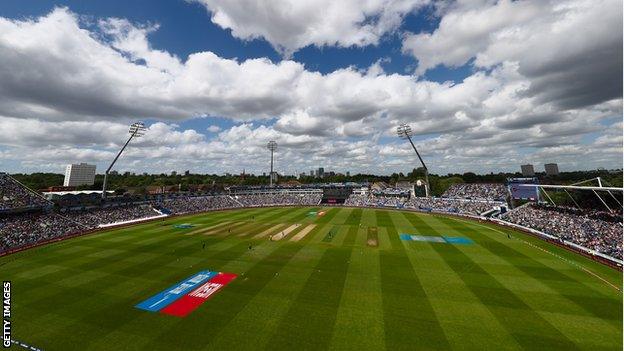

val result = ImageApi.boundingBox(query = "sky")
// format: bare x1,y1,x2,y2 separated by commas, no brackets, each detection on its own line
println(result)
0,0,621,176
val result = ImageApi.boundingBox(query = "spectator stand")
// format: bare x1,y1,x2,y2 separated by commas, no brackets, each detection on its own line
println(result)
0,173,52,213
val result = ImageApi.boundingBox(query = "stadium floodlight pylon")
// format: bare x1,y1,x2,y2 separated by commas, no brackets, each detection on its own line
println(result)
267,140,277,187
102,122,147,199
397,123,430,197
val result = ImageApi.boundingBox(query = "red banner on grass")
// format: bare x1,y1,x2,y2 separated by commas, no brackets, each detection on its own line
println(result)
160,272,237,317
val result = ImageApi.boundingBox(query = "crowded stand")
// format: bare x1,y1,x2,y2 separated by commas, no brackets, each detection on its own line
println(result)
0,173,50,211
442,183,508,201
1,175,621,262
235,193,322,207
502,204,623,259
344,193,500,216
0,212,84,252
405,197,502,216
343,194,408,208
342,194,369,207
62,204,160,229
156,195,240,214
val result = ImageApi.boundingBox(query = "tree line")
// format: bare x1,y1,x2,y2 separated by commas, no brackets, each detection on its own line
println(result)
11,168,622,199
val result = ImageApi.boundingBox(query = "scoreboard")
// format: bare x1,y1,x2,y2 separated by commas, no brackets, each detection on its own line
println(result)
507,178,539,201
322,187,353,204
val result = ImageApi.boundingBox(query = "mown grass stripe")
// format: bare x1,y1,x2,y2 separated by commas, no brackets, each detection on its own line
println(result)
322,225,339,242
330,246,383,350
374,209,394,228
343,226,358,246
267,247,351,350
314,207,341,224
2,206,620,351
203,242,327,349
26,235,245,348
378,212,450,350
404,213,580,350
332,207,354,225
143,242,306,350
56,239,258,348
343,208,363,226
441,216,622,323
397,213,520,349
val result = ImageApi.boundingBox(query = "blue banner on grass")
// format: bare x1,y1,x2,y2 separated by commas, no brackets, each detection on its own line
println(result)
442,237,474,245
135,271,216,312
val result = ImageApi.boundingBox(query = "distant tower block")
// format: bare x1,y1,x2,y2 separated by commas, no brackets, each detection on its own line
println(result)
64,163,96,187
544,163,559,176
521,164,535,177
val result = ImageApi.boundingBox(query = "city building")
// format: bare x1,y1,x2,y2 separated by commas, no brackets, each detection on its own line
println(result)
63,163,96,187
520,164,535,177
316,167,325,178
545,163,559,176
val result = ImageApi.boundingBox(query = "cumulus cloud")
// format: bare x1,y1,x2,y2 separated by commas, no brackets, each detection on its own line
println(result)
207,125,221,133
0,6,620,175
192,0,427,55
402,0,622,109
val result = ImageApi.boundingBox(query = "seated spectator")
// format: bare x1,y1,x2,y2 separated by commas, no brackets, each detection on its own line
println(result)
442,183,508,201
0,212,84,252
234,193,322,207
501,204,622,260
156,195,241,214
63,204,159,229
404,197,502,216
0,173,50,211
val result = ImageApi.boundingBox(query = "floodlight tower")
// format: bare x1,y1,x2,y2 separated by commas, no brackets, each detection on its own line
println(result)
267,140,277,187
102,122,146,199
397,123,430,197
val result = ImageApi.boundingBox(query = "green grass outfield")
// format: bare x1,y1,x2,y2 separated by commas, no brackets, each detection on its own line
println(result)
1,207,621,350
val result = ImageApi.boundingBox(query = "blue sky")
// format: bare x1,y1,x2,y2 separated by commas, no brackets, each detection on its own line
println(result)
0,0,466,146
0,0,469,79
0,0,620,175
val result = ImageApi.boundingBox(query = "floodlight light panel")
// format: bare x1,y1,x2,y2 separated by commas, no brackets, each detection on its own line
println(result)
397,124,413,139
267,140,277,150
129,121,147,135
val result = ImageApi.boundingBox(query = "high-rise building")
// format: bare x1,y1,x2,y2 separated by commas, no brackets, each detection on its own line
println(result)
544,163,559,176
346,171,350,177
520,164,535,177
63,163,96,187
316,167,325,178
310,170,314,176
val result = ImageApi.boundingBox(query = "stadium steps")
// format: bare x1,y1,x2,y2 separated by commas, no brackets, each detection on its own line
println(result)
229,195,245,207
